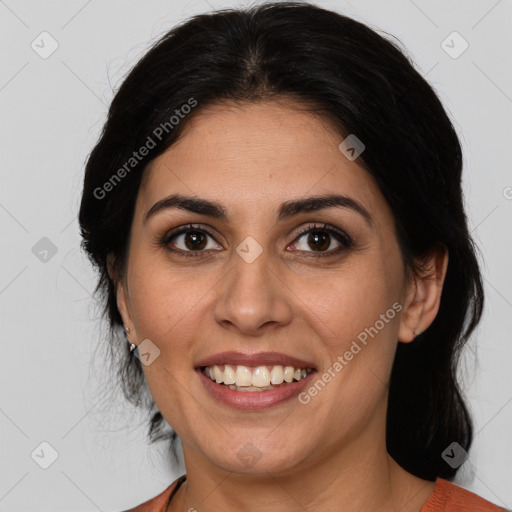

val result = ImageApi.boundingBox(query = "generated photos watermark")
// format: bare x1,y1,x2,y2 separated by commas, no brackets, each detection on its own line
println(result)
298,302,403,404
93,97,198,200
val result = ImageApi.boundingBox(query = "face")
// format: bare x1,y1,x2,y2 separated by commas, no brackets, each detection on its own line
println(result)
116,99,423,476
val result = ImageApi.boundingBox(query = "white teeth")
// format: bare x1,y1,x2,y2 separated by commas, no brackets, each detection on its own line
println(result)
283,366,295,382
203,364,312,389
214,365,224,384
270,365,284,385
223,364,236,385
235,365,252,386
252,366,270,387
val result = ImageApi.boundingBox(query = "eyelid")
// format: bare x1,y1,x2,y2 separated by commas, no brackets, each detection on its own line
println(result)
160,223,222,248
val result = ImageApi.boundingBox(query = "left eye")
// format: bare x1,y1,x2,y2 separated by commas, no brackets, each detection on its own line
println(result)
289,224,353,254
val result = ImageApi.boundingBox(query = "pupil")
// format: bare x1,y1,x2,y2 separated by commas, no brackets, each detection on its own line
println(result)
185,231,207,250
308,231,329,251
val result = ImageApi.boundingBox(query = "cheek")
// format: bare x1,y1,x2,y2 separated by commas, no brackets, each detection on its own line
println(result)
296,269,401,434
298,262,401,349
127,251,213,341
295,259,403,416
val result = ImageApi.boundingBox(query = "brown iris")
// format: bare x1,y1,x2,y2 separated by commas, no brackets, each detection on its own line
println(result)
184,231,208,250
307,231,330,251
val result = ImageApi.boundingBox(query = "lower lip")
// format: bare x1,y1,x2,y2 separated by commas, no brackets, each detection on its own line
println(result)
196,368,316,410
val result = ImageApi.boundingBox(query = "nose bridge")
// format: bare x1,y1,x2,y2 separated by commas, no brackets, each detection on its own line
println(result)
213,238,293,333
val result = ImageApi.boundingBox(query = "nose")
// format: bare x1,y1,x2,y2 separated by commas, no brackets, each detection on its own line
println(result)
213,247,293,336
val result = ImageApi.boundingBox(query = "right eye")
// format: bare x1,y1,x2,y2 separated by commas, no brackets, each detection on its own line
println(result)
161,224,223,257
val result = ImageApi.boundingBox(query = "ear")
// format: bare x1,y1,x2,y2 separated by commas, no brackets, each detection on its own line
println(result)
107,253,136,337
398,244,449,343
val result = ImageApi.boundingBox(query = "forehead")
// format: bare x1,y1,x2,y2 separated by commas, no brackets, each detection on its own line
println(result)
137,100,390,226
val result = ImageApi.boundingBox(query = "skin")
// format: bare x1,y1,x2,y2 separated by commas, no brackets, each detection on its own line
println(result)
113,99,449,512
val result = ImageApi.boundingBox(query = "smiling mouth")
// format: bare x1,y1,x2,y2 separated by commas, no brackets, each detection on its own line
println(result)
200,364,315,391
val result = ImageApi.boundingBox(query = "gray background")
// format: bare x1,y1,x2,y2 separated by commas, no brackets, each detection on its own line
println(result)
0,0,511,510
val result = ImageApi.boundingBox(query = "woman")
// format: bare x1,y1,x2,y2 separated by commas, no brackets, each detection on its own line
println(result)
78,2,507,511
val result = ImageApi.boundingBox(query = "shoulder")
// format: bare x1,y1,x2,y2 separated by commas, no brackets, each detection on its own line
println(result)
122,475,186,512
421,477,508,511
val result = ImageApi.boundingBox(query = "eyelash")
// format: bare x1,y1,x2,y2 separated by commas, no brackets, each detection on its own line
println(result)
159,222,354,259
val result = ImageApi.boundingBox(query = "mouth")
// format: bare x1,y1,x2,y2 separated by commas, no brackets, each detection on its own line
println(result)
199,364,315,391
194,351,318,409
194,352,318,409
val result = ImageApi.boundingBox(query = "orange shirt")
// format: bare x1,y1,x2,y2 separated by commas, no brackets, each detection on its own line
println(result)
123,474,508,511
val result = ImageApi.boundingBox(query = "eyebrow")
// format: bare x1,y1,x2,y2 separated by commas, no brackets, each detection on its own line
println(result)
144,193,374,227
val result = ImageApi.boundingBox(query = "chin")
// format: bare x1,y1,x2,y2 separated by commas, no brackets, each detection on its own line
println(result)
204,439,308,475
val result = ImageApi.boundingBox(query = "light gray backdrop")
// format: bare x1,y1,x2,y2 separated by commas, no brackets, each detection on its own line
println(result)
1,0,511,510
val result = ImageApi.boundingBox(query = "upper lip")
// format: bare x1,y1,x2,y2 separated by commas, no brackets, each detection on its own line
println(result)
195,351,317,370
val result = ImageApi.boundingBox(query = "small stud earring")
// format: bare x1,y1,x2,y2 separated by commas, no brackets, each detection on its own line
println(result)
122,326,136,353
